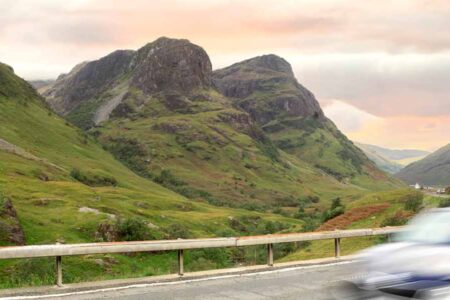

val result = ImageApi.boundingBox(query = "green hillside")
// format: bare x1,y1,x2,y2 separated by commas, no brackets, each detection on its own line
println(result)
396,143,450,186
212,55,398,189
0,62,304,287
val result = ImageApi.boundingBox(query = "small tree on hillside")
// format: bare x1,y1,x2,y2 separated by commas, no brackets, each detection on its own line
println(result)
445,186,450,195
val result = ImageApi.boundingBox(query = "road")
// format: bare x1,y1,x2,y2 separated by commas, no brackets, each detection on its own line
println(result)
44,261,361,300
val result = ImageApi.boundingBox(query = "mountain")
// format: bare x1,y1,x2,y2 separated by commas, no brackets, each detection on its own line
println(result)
355,143,430,174
1,60,313,286
41,37,400,211
3,60,296,243
212,55,388,185
29,79,54,94
396,143,450,186
356,143,429,163
355,143,403,174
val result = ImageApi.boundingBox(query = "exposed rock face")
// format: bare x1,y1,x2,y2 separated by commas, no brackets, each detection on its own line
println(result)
212,54,324,125
0,198,25,245
131,37,212,94
44,50,134,115
43,37,212,121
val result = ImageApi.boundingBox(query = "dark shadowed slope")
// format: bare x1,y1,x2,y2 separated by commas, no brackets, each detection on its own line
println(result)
396,143,450,186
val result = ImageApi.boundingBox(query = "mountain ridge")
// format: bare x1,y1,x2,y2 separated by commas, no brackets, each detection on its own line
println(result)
355,142,430,174
396,143,450,186
38,37,400,210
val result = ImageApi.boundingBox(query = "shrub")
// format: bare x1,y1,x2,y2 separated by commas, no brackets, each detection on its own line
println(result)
96,217,157,242
438,198,450,208
105,137,150,178
166,224,190,239
154,169,185,187
70,168,117,187
322,197,345,222
117,218,153,241
331,197,342,210
381,211,409,227
404,192,423,212
323,206,345,222
308,195,320,203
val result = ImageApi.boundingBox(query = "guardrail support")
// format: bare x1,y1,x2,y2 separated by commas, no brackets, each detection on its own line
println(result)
178,249,184,276
56,256,62,287
334,238,341,258
267,243,274,266
387,234,392,243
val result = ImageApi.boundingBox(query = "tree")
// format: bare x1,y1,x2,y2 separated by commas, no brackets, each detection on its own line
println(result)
445,186,450,195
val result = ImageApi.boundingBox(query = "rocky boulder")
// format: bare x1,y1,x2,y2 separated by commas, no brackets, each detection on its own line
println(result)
0,198,25,245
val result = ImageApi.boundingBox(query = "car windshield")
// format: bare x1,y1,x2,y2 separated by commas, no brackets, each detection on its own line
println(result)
396,210,450,244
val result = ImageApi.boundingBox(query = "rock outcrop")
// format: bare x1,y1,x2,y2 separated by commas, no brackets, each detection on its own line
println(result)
44,50,134,115
0,198,25,245
44,37,213,123
131,37,212,94
212,54,324,125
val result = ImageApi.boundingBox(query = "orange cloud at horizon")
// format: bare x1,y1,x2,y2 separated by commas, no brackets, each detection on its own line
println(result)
344,115,450,152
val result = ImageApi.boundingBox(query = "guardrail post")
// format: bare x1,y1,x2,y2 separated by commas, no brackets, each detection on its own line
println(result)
56,255,62,286
267,243,274,266
334,238,341,258
178,249,184,276
55,241,63,287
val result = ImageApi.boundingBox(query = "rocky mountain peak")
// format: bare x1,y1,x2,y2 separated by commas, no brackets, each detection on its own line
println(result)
212,54,324,125
44,50,135,114
240,54,294,76
131,37,212,94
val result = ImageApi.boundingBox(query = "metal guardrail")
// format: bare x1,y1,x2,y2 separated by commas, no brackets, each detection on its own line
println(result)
0,227,402,287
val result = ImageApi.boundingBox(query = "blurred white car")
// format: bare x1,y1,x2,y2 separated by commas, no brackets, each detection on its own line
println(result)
342,208,450,299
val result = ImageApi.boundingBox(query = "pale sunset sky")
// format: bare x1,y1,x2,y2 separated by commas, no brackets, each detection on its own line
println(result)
1,0,450,151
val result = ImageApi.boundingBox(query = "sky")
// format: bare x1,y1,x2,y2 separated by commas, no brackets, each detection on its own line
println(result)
1,0,450,151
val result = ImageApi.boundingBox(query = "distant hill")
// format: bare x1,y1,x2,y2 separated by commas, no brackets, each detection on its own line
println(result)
396,143,450,186
28,79,54,94
355,142,429,174
355,143,403,174
357,143,429,162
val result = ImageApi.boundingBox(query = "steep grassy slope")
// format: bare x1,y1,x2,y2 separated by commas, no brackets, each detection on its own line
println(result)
0,62,305,287
396,143,450,186
213,55,398,189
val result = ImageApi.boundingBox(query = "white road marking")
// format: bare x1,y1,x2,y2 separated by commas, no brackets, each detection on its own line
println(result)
1,260,356,300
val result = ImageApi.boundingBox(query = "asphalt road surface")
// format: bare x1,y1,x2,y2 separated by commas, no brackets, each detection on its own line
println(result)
45,261,363,300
